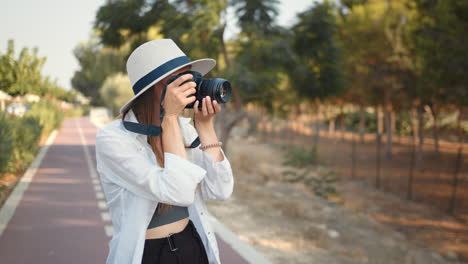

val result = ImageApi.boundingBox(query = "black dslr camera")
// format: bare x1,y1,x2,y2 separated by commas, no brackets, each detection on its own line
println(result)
165,70,232,109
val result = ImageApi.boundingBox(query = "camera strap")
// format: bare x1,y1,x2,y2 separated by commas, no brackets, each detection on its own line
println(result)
121,110,201,149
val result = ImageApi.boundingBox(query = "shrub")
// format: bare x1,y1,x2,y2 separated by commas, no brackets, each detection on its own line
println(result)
24,98,64,136
64,107,84,118
99,73,133,116
0,112,14,174
280,144,339,199
5,116,43,173
282,145,318,168
0,98,63,174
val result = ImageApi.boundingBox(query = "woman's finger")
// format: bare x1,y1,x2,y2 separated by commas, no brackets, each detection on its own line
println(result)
178,81,196,93
201,97,208,116
193,99,199,114
206,96,214,115
213,100,221,114
168,73,193,88
182,87,196,97
183,95,196,105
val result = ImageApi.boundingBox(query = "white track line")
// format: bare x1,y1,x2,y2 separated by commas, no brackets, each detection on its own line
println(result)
206,210,272,264
0,130,58,237
75,118,113,237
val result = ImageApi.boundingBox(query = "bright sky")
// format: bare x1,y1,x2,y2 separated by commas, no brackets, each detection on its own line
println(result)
0,0,315,91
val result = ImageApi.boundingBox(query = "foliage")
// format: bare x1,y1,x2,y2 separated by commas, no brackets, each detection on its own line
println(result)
64,107,85,118
228,28,296,111
409,0,468,107
24,98,64,136
71,36,126,106
280,144,338,199
0,39,77,103
0,111,44,174
94,0,294,114
231,0,280,36
291,1,345,101
282,145,319,168
337,110,378,133
89,0,468,144
305,170,339,199
94,0,225,63
0,112,14,174
5,115,43,173
0,40,45,96
99,72,134,116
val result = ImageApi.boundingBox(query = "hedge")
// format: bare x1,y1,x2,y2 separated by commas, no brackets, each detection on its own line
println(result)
0,113,15,174
0,98,64,174
24,98,64,136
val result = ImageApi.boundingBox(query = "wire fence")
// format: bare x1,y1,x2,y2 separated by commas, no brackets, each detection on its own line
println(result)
238,107,468,218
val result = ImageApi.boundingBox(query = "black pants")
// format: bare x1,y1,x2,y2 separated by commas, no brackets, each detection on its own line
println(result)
141,219,209,264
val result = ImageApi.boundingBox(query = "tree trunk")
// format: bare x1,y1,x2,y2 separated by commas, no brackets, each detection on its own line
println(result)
329,117,336,136
325,104,334,136
417,105,425,160
411,106,419,148
377,105,384,135
384,109,393,159
427,104,440,154
246,112,259,137
359,103,366,143
215,24,246,153
456,107,465,146
384,88,393,159
375,104,383,189
392,111,398,144
216,103,248,153
313,99,322,148
340,103,345,141
449,107,465,214
218,24,242,111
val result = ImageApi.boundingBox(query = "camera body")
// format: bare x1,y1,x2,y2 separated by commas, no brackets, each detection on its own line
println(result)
165,70,232,109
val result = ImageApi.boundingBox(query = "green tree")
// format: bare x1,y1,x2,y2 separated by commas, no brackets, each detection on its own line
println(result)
409,0,468,152
99,72,134,116
290,1,346,147
337,0,416,158
231,0,280,36
0,39,46,96
93,0,288,151
0,39,77,103
71,36,126,106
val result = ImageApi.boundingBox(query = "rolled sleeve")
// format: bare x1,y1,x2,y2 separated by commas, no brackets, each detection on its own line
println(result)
96,130,207,206
195,147,234,201
164,151,207,180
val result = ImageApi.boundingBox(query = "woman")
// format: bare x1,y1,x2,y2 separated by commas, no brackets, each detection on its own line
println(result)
96,39,234,264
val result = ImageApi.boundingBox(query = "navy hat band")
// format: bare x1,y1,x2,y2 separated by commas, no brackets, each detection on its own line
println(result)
132,55,190,95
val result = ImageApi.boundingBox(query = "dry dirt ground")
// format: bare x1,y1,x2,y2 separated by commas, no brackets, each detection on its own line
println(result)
206,134,468,264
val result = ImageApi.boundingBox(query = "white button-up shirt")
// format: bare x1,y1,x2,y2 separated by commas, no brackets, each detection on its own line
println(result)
95,108,234,264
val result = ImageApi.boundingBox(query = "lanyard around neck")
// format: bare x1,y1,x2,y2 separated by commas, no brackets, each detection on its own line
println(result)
121,110,200,149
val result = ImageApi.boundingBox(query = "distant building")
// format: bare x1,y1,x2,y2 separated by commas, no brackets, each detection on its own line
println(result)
75,92,91,105
0,90,12,111
24,93,40,103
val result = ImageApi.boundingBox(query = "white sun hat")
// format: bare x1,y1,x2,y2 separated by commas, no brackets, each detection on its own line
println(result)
119,38,216,115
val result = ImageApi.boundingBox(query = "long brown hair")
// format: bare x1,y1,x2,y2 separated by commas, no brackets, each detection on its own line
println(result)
118,66,197,213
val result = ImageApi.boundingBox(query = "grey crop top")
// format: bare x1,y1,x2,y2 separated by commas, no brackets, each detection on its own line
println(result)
147,203,189,229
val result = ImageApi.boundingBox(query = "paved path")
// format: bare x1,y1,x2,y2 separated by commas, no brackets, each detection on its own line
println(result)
0,116,252,264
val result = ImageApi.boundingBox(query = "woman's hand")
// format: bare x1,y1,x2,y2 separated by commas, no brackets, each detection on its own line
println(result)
162,73,197,118
193,96,224,163
193,95,222,127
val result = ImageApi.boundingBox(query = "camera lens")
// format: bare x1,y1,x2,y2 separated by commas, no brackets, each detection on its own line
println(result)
218,81,232,103
199,78,230,103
